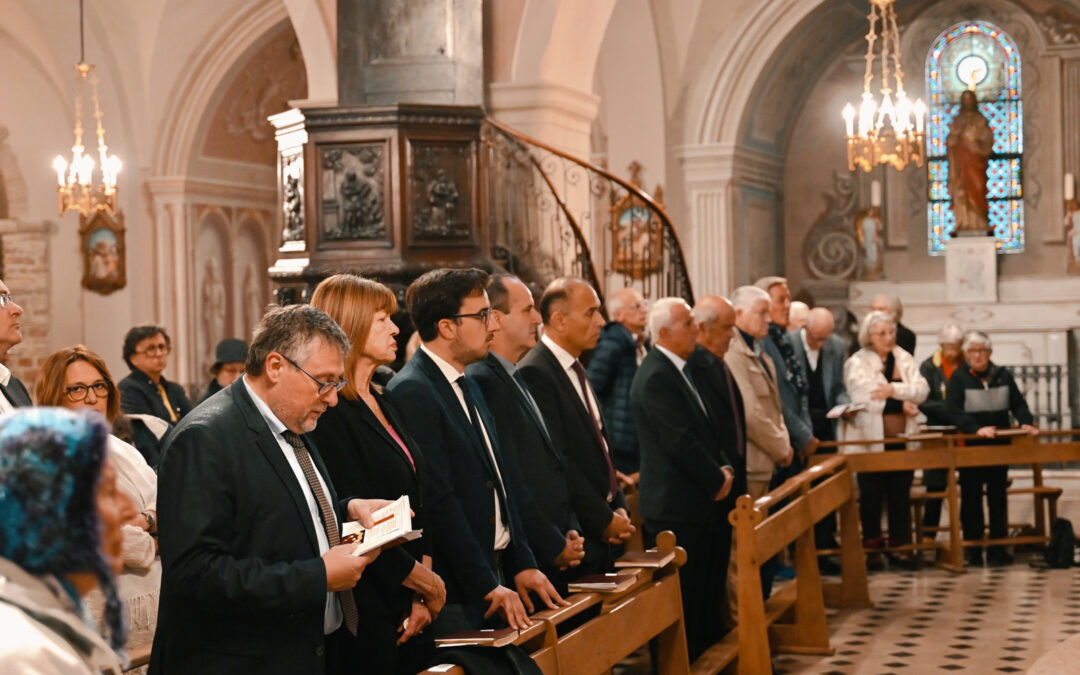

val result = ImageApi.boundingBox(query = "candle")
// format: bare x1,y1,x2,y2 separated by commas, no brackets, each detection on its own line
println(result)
870,180,882,207
1066,173,1075,202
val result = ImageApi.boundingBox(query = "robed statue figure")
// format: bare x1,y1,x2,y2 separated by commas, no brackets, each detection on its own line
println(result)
947,90,994,234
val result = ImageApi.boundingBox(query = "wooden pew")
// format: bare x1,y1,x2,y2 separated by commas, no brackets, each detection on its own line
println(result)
817,430,1080,572
691,456,871,675
418,530,690,675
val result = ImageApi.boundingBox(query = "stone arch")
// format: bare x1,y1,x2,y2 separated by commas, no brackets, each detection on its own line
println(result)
0,125,28,219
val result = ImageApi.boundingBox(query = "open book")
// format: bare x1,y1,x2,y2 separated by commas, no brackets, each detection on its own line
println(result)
826,402,867,419
614,549,676,569
340,495,422,556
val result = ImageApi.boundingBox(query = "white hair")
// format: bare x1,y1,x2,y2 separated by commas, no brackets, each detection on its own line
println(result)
607,288,638,316
872,293,904,321
962,331,992,351
692,303,719,328
789,301,809,323
646,297,688,342
731,285,771,313
857,310,896,348
937,321,965,345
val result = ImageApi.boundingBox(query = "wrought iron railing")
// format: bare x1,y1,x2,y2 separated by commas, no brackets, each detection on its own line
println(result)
480,118,694,307
1004,364,1069,431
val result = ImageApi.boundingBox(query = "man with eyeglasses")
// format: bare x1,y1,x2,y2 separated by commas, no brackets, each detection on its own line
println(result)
151,304,388,675
587,286,648,474
0,284,31,409
118,325,193,425
387,268,565,636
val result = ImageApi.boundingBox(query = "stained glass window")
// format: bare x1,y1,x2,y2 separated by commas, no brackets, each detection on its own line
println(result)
926,21,1023,255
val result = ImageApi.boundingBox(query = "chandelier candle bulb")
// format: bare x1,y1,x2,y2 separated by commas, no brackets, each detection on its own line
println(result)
871,180,882,207
1066,173,1075,202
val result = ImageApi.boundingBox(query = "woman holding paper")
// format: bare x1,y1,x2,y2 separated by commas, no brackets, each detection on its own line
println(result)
842,311,929,552
310,274,446,674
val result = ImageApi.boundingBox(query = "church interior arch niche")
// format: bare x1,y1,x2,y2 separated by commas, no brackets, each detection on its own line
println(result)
195,210,233,378
234,214,270,341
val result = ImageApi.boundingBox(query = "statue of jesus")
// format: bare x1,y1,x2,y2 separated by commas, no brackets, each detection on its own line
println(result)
947,90,994,234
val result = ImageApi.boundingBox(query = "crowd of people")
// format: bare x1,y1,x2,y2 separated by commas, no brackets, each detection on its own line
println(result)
0,271,1040,674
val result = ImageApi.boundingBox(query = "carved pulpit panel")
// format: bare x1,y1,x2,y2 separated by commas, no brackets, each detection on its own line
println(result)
318,143,389,245
407,141,476,245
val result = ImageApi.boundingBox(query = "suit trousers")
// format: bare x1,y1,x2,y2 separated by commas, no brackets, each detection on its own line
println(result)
857,445,913,545
921,468,949,534
960,465,1009,545
646,515,730,662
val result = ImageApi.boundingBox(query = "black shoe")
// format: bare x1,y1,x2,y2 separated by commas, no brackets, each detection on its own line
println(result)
818,556,842,576
965,550,984,567
987,550,1014,567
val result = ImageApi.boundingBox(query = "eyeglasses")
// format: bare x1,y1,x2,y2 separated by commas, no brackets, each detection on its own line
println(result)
136,345,170,356
449,307,494,324
64,381,111,402
0,293,16,309
966,347,991,354
282,354,348,396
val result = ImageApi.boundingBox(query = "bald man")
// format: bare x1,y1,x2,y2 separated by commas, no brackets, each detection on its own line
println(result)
587,287,648,473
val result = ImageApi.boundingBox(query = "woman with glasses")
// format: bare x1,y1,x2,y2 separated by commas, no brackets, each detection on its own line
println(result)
35,345,162,664
309,274,446,674
842,311,929,556
118,325,192,426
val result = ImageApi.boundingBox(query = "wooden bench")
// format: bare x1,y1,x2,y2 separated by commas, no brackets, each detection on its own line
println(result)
691,456,871,675
418,530,690,675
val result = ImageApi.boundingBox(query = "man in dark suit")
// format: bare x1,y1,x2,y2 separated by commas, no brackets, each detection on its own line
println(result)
790,307,849,560
518,278,635,573
386,268,564,636
631,297,734,661
118,325,193,424
151,305,384,675
0,279,31,409
587,287,648,473
467,274,585,590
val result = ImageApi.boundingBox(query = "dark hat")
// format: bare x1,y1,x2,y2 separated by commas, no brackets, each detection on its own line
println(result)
212,338,249,372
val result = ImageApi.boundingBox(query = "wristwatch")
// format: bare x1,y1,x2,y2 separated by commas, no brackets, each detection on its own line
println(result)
141,510,156,535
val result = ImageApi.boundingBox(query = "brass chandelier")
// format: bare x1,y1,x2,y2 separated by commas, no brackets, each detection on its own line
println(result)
52,0,121,216
842,0,926,173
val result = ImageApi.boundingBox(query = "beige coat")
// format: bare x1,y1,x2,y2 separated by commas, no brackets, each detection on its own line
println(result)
0,557,123,675
724,334,790,482
841,347,930,453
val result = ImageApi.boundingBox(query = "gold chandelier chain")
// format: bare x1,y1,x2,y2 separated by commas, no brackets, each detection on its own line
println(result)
90,74,109,157
862,3,879,94
886,3,906,94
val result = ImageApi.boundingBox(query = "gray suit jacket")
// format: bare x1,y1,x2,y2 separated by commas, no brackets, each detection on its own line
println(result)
789,330,850,409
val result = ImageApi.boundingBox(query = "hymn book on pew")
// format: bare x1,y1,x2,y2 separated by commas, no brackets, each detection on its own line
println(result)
567,573,637,593
341,495,422,556
435,628,519,648
614,549,675,569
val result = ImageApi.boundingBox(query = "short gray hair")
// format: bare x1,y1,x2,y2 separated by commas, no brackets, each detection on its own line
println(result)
246,304,349,376
857,310,896,348
872,293,904,321
646,297,688,342
937,321,965,345
731,285,771,313
607,288,639,316
789,301,809,323
962,331,992,351
691,303,719,329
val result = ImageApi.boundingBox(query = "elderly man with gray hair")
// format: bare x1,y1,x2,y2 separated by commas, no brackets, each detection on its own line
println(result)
918,321,966,538
631,297,734,660
870,293,916,355
946,331,1037,567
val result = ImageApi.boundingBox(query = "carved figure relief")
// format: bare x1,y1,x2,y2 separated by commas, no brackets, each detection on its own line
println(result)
411,143,472,240
201,257,227,366
803,172,859,280
242,262,265,337
1037,7,1080,46
281,151,304,243
320,146,386,240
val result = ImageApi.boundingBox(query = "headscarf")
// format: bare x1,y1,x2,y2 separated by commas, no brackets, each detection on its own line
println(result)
0,408,127,654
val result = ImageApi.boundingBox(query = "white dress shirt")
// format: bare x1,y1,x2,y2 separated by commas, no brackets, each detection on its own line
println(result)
541,333,607,436
243,376,342,634
420,345,510,551
0,363,16,414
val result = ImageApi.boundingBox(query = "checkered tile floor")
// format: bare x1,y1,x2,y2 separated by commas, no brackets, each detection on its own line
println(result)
774,560,1080,673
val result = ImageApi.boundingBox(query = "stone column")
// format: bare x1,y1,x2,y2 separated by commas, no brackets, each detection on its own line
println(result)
488,82,601,158
338,0,482,106
145,179,196,387
675,144,737,297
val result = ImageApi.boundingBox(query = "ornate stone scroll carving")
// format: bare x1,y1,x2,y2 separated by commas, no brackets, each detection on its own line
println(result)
803,171,859,280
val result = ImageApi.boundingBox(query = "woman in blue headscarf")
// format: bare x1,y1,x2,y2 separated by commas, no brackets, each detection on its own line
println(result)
0,408,137,674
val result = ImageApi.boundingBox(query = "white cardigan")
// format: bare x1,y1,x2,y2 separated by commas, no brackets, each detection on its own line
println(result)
840,347,929,453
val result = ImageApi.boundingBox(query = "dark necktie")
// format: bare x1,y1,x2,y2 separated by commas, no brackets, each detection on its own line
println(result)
456,376,489,451
281,430,359,636
720,362,746,458
569,360,618,500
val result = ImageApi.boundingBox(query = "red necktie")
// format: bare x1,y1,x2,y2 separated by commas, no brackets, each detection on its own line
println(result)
570,360,618,500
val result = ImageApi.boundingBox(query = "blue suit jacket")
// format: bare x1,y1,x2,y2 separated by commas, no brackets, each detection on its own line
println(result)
386,349,536,606
586,321,641,472
760,328,815,451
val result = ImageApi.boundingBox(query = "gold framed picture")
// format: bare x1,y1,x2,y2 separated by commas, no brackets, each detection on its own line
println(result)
80,209,126,295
